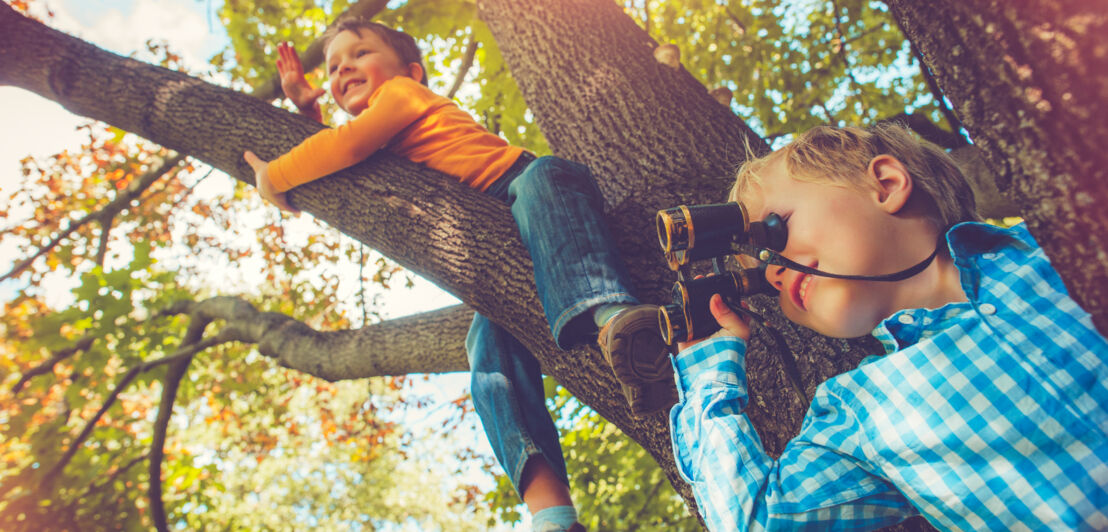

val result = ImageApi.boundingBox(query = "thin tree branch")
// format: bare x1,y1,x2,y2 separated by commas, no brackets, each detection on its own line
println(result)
828,0,866,109
11,335,96,394
358,244,369,327
89,451,149,494
94,216,113,266
0,153,185,282
725,8,747,37
908,40,968,141
40,336,228,488
148,324,205,532
445,33,478,100
880,112,968,150
161,162,215,216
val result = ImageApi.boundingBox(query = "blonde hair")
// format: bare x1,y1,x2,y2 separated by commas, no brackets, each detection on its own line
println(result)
731,123,980,229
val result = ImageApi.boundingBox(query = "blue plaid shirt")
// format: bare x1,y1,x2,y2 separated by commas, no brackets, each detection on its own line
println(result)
669,222,1108,531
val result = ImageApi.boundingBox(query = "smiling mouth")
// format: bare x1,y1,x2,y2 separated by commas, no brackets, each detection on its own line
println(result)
789,271,813,311
342,79,364,95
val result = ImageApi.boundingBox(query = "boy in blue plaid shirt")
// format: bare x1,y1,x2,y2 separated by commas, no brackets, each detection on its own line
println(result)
667,124,1108,530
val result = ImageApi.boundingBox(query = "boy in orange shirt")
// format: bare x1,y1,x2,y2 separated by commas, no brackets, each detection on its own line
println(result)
243,18,670,531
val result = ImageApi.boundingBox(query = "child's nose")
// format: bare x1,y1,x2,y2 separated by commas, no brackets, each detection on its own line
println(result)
765,264,787,291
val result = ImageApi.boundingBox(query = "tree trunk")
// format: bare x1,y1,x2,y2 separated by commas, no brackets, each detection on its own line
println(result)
886,0,1108,335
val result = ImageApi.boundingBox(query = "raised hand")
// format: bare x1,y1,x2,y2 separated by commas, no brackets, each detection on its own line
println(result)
276,42,325,122
244,150,299,213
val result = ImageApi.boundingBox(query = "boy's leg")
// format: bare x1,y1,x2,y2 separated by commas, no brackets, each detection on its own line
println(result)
507,156,675,416
464,313,574,514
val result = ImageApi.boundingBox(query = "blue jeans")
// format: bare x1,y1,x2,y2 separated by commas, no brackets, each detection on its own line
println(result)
466,155,638,494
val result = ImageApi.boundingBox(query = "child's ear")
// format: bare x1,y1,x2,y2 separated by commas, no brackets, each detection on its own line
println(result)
868,155,913,214
406,62,425,84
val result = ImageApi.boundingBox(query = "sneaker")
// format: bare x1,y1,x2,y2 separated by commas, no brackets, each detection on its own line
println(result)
597,305,678,417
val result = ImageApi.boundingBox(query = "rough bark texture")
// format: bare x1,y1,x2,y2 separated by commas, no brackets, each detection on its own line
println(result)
887,0,1108,335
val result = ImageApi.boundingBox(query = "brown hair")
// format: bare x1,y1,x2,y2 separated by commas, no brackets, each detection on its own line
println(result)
322,18,427,86
731,123,980,229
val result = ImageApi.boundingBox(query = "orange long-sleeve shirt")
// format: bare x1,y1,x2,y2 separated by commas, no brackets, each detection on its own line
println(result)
268,76,525,193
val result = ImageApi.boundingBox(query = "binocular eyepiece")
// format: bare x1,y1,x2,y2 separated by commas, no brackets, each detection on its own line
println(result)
654,202,785,345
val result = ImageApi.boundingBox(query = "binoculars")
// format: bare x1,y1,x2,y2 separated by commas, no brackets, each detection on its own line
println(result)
655,202,786,345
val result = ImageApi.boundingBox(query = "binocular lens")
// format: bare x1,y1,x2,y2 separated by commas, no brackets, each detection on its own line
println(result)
658,304,685,346
657,206,691,253
656,203,748,260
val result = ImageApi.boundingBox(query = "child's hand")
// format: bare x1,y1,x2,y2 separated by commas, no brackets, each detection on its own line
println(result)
676,293,752,352
276,42,325,122
244,150,299,213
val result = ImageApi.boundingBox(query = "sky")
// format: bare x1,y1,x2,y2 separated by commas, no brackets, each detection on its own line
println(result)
1,1,517,527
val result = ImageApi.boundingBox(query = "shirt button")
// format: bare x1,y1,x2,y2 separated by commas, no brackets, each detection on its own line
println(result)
979,303,997,315
897,314,915,324
982,252,997,260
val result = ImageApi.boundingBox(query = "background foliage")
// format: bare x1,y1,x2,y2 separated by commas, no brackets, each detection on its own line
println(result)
1,0,965,529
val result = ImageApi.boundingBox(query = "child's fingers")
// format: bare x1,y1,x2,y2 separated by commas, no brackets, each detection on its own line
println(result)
243,151,269,176
709,293,751,340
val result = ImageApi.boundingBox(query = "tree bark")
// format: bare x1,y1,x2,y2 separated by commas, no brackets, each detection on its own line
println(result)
886,0,1108,335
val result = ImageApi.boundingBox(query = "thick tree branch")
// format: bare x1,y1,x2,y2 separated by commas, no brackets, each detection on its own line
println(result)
160,296,472,378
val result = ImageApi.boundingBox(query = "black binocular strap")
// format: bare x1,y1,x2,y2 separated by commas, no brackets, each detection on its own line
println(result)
755,236,943,283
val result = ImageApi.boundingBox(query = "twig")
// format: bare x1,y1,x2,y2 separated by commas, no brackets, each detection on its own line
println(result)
94,216,113,266
908,41,968,142
1,153,185,282
881,112,968,150
40,334,227,487
828,0,866,109
91,451,149,493
359,244,368,327
11,335,95,393
160,163,213,215
446,33,478,100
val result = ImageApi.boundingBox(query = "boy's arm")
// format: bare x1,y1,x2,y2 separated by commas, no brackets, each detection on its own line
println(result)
276,42,324,123
671,297,918,530
264,80,427,193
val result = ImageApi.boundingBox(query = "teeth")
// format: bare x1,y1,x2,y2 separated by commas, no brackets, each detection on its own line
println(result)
799,275,811,302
